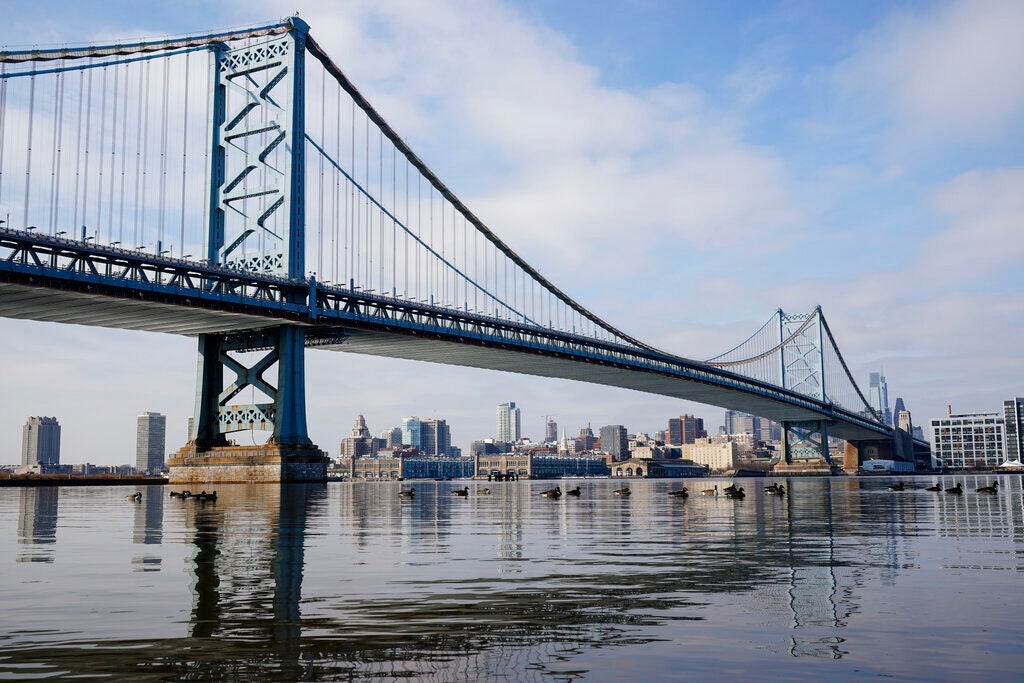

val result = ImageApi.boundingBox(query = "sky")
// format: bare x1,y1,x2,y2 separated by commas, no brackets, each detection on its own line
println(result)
1,0,1022,465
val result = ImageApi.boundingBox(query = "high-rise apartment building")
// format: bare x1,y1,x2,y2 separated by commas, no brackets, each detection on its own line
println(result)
135,412,167,473
599,425,628,461
868,372,892,426
419,419,451,456
22,417,61,466
1004,397,1024,462
496,402,521,443
930,406,1004,469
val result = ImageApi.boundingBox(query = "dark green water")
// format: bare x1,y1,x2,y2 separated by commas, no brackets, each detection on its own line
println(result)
2,475,1022,681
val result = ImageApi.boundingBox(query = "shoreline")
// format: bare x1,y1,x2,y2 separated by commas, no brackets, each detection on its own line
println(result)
0,475,168,487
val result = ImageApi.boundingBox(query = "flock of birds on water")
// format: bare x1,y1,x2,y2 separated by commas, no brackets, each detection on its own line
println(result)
395,479,1006,500
124,489,218,502
395,481,784,500
121,479,1003,503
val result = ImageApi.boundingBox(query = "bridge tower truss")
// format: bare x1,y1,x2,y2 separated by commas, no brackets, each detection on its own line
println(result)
778,308,830,465
189,18,314,452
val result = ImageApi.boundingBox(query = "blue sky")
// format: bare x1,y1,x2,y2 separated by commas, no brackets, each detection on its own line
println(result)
1,0,1021,464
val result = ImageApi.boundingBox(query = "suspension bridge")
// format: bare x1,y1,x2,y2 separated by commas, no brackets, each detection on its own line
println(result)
0,18,921,482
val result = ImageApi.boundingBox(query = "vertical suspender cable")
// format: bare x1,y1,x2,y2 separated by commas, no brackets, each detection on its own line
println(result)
0,62,6,210
333,82,340,284
378,125,383,293
81,64,93,237
72,70,84,238
158,57,169,248
318,64,325,278
23,71,36,230
108,65,119,243
179,53,190,257
96,66,107,242
201,50,211,252
391,144,396,296
118,63,129,245
48,72,62,232
139,60,151,249
132,64,143,247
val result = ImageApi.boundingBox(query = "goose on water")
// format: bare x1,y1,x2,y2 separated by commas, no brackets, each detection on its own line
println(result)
126,492,142,502
767,484,785,496
399,487,415,498
613,487,631,496
725,486,746,499
540,486,562,498
668,487,689,498
477,487,492,495
702,485,718,496
976,481,999,494
925,482,942,491
945,482,963,495
566,486,582,497
451,486,470,497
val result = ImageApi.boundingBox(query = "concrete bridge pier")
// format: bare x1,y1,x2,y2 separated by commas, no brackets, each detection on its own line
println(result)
168,325,328,484
774,420,837,475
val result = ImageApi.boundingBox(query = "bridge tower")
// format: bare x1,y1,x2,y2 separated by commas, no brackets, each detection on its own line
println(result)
168,17,329,483
776,308,835,473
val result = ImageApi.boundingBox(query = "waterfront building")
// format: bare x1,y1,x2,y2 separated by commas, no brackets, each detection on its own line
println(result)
496,402,521,443
599,425,628,461
21,416,61,467
1004,397,1024,463
610,457,708,478
474,451,608,480
340,415,382,459
544,418,558,443
401,455,474,480
347,452,403,480
930,406,1004,469
868,372,892,426
135,412,166,473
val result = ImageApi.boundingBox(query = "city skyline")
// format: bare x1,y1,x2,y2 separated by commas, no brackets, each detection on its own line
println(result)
1,0,1022,464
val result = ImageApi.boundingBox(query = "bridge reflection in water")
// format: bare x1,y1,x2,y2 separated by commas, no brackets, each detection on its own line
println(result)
2,477,1023,680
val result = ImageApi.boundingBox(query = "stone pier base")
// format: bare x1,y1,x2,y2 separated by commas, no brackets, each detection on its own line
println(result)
771,459,840,476
167,443,330,484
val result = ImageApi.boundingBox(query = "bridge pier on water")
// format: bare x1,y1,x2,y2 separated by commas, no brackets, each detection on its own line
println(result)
166,19,328,483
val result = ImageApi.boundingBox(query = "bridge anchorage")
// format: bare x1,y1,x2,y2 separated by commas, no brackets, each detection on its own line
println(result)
0,19,924,482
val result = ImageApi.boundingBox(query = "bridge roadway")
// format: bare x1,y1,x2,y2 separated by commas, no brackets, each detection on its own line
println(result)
0,228,892,443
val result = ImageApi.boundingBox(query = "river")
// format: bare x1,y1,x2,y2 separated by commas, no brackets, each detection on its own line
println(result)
1,475,1022,681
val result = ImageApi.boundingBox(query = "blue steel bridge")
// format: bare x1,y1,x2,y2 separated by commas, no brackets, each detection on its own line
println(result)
0,18,914,473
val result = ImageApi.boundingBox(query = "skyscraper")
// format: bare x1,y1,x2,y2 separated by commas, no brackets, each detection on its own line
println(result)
868,372,892,426
599,425,628,461
544,418,558,443
21,417,61,467
667,414,705,445
135,412,167,473
496,402,521,443
1004,397,1024,462
420,419,451,456
402,417,423,451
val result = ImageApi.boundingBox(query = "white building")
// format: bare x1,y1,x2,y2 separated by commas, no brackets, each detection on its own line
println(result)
930,407,1004,469
682,441,740,471
496,402,521,443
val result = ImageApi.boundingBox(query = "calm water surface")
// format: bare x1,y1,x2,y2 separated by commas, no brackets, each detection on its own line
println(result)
1,475,1022,681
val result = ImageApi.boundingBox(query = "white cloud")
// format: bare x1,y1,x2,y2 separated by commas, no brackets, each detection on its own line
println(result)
836,0,1024,146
